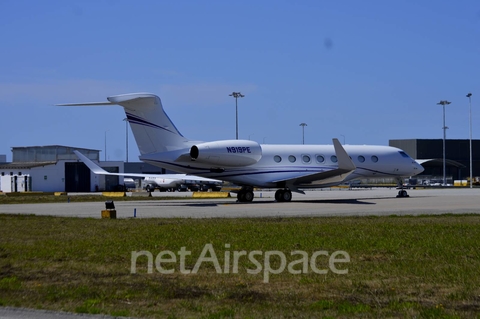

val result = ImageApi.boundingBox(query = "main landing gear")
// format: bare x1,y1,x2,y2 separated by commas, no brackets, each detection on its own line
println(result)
275,189,292,202
236,187,293,203
237,187,255,203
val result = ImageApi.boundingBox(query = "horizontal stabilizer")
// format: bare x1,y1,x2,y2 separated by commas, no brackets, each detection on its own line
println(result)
56,93,156,107
56,101,113,106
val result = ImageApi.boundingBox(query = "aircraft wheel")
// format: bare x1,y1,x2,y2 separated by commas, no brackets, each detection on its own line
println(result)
396,190,409,198
275,189,284,202
244,190,254,202
237,191,246,202
282,190,292,202
146,184,154,192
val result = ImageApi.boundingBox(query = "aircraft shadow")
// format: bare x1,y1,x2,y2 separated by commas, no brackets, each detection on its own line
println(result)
151,195,431,207
293,198,375,205
228,198,375,205
183,203,220,207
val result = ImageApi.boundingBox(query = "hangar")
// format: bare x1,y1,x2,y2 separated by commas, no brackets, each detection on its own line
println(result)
389,139,479,182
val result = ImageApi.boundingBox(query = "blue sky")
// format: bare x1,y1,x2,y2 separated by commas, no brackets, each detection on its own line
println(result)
1,0,479,162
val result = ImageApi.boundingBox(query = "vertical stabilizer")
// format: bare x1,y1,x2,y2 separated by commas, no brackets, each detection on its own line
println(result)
58,93,190,154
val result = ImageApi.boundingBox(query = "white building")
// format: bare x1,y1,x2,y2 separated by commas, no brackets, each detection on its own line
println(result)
0,145,124,193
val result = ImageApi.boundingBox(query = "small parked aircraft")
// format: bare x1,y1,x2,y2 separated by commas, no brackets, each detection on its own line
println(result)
73,150,222,192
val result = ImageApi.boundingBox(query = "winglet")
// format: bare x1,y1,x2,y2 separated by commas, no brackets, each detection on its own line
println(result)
332,138,356,171
73,150,110,175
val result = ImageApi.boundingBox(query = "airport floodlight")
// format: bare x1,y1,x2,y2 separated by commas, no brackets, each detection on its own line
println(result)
437,100,451,186
299,123,307,144
229,92,245,140
124,118,129,163
466,93,473,188
104,130,109,161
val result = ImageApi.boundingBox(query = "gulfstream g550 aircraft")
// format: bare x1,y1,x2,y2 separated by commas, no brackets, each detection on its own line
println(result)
58,93,424,202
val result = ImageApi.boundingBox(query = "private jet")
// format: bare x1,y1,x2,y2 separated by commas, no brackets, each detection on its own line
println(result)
58,93,424,202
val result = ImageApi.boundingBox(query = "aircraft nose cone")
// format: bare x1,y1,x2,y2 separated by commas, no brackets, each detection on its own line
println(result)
414,161,425,175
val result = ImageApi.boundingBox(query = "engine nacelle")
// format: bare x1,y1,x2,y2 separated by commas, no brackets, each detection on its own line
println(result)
190,140,262,167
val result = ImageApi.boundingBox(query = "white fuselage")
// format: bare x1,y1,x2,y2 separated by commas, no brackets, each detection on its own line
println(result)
141,143,423,188
144,176,183,188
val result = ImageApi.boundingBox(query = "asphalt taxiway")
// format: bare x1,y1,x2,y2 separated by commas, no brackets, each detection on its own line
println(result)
1,188,479,218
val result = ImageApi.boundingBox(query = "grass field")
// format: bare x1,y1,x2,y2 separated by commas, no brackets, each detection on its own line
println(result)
1,213,480,318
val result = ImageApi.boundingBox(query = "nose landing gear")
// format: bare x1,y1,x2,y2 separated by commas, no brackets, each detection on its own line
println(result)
396,189,409,198
395,178,410,198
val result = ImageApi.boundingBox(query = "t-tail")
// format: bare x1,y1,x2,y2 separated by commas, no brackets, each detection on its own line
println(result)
57,93,191,154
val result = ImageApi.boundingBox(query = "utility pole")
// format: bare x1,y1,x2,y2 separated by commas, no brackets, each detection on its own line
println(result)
229,92,244,139
437,100,451,186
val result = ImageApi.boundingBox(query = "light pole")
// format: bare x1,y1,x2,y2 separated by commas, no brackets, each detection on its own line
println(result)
299,123,307,144
340,134,345,145
248,133,254,140
263,137,267,144
123,118,129,163
437,100,451,186
467,93,473,188
229,92,244,140
104,130,109,161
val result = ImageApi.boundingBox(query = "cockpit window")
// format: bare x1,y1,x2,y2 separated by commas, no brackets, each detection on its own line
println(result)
399,151,409,158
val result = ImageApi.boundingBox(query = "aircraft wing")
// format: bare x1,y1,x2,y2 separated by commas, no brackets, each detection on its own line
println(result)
271,138,356,187
73,150,222,183
73,150,155,178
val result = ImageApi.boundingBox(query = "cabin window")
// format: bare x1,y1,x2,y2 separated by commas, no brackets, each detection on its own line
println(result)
371,155,379,163
288,155,296,163
274,155,282,163
302,155,311,163
358,155,365,163
331,155,338,163
316,155,325,163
